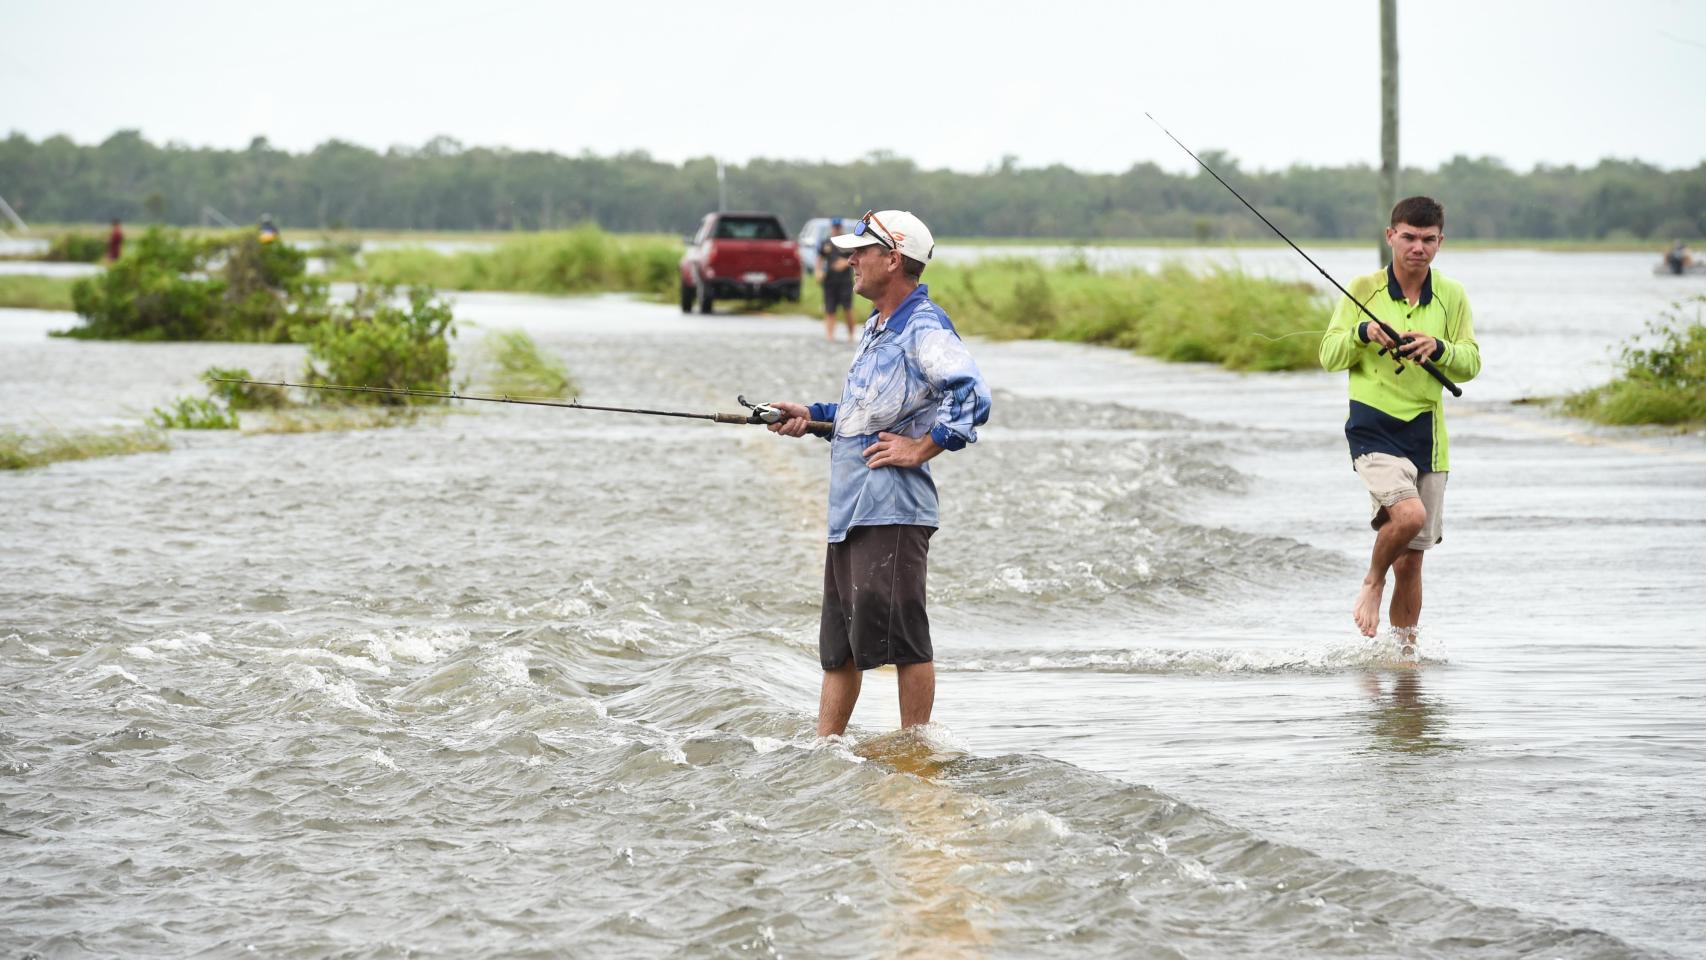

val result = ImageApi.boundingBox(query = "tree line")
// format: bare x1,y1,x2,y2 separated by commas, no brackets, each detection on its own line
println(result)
3,130,1702,242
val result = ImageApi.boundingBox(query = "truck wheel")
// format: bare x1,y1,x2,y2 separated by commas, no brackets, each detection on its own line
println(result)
680,283,694,313
695,282,714,315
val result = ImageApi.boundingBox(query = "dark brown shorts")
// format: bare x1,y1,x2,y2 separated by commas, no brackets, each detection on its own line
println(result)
820,524,934,671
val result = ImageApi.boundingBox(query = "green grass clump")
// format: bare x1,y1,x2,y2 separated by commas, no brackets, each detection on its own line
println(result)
1565,297,1706,426
0,427,169,470
149,396,240,430
0,275,78,310
480,330,577,397
334,225,681,297
924,258,1328,372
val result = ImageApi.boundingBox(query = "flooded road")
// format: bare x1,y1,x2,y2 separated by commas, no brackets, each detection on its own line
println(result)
3,250,1704,957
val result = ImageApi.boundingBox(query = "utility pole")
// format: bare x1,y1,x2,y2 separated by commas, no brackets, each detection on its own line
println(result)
716,159,727,212
1379,0,1399,266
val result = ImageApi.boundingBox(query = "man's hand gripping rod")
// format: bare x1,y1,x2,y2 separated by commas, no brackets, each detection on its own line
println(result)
735,396,832,432
1145,114,1462,397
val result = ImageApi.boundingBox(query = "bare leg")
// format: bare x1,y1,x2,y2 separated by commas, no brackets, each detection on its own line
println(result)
1390,548,1424,659
817,663,862,737
1390,548,1424,631
1356,498,1425,637
896,661,936,728
823,312,836,341
842,309,856,341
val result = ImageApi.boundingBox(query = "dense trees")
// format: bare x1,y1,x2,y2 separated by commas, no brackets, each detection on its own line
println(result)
2,130,1700,241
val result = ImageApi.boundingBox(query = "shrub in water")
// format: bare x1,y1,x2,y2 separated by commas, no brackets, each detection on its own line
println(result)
67,228,222,339
295,286,456,403
62,227,326,342
219,234,330,341
1566,297,1706,425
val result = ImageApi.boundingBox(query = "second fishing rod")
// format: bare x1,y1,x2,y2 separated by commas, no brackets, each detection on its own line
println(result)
1146,114,1463,398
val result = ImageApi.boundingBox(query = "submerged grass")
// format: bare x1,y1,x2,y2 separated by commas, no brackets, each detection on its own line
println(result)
243,408,430,434
478,329,578,397
334,225,680,297
0,275,78,311
1565,296,1706,426
0,427,169,470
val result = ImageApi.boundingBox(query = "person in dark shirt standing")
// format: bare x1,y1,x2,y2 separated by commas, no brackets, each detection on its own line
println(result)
106,219,123,262
818,217,857,342
1319,197,1481,655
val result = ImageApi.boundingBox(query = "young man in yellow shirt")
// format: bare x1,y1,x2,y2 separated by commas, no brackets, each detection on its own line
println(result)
1319,197,1481,653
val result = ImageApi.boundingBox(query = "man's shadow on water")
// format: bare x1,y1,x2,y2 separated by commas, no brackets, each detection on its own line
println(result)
1360,669,1461,754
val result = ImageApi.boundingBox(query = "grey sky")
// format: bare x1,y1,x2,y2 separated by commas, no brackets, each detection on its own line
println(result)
7,0,1704,173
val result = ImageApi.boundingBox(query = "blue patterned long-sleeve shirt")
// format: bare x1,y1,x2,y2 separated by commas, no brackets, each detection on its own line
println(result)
806,284,991,542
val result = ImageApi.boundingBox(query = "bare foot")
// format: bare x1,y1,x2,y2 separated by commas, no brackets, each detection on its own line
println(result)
1393,626,1419,663
1354,578,1385,637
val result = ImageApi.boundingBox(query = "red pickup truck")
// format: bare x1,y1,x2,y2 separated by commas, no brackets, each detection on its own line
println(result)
679,212,801,314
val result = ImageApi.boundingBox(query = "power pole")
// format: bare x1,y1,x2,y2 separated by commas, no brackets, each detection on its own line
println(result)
1379,0,1398,266
716,159,727,212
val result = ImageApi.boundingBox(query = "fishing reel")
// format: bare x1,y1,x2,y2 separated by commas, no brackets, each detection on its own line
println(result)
737,395,787,425
1374,330,1418,375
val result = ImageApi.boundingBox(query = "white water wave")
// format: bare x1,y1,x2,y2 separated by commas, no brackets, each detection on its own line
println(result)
947,637,1445,675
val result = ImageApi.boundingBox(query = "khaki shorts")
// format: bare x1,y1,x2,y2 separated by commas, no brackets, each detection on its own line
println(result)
1353,452,1447,551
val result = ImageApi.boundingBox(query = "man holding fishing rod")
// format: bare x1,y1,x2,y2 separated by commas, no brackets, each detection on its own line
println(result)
766,209,991,738
1320,197,1481,650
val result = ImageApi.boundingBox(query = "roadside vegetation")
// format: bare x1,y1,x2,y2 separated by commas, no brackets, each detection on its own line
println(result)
790,256,1327,372
1565,297,1706,426
933,258,1326,371
0,275,77,310
330,225,679,297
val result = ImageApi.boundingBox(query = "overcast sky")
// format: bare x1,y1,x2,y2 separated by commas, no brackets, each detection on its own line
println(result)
7,0,1704,174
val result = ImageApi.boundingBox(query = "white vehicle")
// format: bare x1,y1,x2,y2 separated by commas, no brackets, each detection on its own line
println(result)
796,216,856,275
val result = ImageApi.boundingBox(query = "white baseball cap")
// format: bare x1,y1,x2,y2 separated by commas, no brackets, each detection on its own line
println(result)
830,209,935,263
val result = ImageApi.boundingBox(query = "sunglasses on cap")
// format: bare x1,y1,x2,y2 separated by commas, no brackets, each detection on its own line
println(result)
851,210,897,251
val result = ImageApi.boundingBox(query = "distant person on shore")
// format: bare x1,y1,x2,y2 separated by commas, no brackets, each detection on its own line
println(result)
818,217,857,341
259,214,280,244
766,209,991,737
106,219,123,262
1663,239,1693,275
1319,196,1481,655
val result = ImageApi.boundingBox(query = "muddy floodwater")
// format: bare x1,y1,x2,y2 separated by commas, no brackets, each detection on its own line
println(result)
3,249,1704,958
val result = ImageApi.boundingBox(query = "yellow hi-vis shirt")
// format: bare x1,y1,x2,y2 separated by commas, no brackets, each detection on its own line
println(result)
1318,265,1481,472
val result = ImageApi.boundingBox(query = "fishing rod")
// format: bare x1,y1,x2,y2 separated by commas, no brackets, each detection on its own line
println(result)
208,379,834,431
1145,114,1462,397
